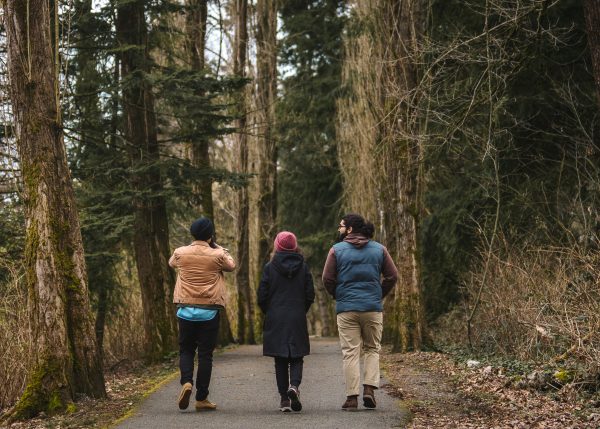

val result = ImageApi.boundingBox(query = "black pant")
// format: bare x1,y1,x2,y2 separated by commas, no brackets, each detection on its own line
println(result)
274,357,303,397
178,313,220,401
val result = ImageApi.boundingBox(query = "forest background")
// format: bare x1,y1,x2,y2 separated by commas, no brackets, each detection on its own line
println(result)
0,0,599,420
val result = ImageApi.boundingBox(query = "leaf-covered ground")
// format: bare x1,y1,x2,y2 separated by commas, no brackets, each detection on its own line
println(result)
4,346,600,428
1,359,178,429
382,349,600,428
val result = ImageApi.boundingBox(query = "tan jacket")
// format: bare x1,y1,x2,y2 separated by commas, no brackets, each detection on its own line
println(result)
169,240,236,307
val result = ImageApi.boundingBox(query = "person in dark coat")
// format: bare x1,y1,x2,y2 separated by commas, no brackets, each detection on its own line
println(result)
257,231,315,413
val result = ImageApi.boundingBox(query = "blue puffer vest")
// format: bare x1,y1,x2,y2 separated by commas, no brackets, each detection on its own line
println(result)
333,240,384,313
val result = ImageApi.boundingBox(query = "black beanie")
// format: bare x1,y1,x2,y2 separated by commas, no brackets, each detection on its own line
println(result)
190,217,214,241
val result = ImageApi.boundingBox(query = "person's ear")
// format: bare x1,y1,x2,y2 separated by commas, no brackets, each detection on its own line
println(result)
347,226,353,233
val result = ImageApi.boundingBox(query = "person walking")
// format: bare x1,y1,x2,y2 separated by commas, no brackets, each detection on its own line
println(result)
322,213,398,411
169,217,236,412
257,231,315,412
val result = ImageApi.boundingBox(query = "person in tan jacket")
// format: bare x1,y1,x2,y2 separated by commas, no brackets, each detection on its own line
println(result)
169,217,235,412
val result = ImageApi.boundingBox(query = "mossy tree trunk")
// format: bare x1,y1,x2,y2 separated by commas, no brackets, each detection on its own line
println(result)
384,0,427,353
116,0,177,361
338,0,427,352
255,0,278,338
3,0,105,419
233,0,255,344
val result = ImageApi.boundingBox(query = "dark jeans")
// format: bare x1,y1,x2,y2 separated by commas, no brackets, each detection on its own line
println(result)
178,313,220,401
274,357,304,397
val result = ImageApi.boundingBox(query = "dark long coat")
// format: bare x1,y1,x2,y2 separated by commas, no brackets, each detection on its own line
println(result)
257,251,315,358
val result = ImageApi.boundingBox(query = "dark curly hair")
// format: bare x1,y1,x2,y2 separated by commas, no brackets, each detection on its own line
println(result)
342,213,375,238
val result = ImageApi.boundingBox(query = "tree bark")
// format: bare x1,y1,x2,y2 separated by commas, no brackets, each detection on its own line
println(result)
255,0,278,318
313,276,334,337
3,0,105,419
233,0,255,344
384,0,426,352
116,0,177,362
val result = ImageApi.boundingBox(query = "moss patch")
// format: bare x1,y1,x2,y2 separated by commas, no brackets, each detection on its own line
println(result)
49,217,82,294
65,403,77,414
22,162,40,205
554,369,574,385
8,358,68,421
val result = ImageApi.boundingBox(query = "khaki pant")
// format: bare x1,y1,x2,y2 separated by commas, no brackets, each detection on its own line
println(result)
336,311,383,396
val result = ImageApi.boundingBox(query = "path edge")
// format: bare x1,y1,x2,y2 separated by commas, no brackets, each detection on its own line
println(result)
104,370,179,429
381,359,414,427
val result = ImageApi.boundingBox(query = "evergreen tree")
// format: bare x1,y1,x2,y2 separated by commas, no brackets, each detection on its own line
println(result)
277,0,346,335
116,0,178,361
67,0,244,355
69,0,131,353
278,0,344,238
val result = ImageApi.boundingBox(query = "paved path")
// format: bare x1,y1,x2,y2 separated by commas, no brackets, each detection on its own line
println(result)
115,337,406,429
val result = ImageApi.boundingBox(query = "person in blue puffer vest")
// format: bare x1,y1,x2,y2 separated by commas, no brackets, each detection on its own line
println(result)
322,213,398,411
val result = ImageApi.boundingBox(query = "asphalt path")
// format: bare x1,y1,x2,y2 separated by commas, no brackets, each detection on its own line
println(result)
115,337,406,429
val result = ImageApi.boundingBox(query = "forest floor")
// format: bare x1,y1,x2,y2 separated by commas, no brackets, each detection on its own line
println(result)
382,347,600,428
2,343,600,428
0,355,181,429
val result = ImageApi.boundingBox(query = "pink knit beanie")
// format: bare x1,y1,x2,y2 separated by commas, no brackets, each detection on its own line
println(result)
274,231,298,252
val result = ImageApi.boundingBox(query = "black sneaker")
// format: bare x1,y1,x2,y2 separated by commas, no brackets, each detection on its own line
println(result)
286,385,302,412
280,398,292,412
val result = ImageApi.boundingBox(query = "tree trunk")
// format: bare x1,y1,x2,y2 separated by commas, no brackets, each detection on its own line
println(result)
385,0,426,352
116,0,177,362
186,0,214,220
584,0,600,110
3,0,105,419
255,0,278,327
94,283,109,355
185,0,234,346
313,276,334,337
233,0,255,344
337,0,427,351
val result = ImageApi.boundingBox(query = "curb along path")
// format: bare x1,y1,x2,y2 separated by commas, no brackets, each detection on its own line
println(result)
115,338,406,429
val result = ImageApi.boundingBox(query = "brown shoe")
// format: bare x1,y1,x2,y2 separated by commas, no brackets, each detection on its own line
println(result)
363,384,377,409
177,382,192,410
341,395,358,411
195,399,217,411
279,398,292,412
